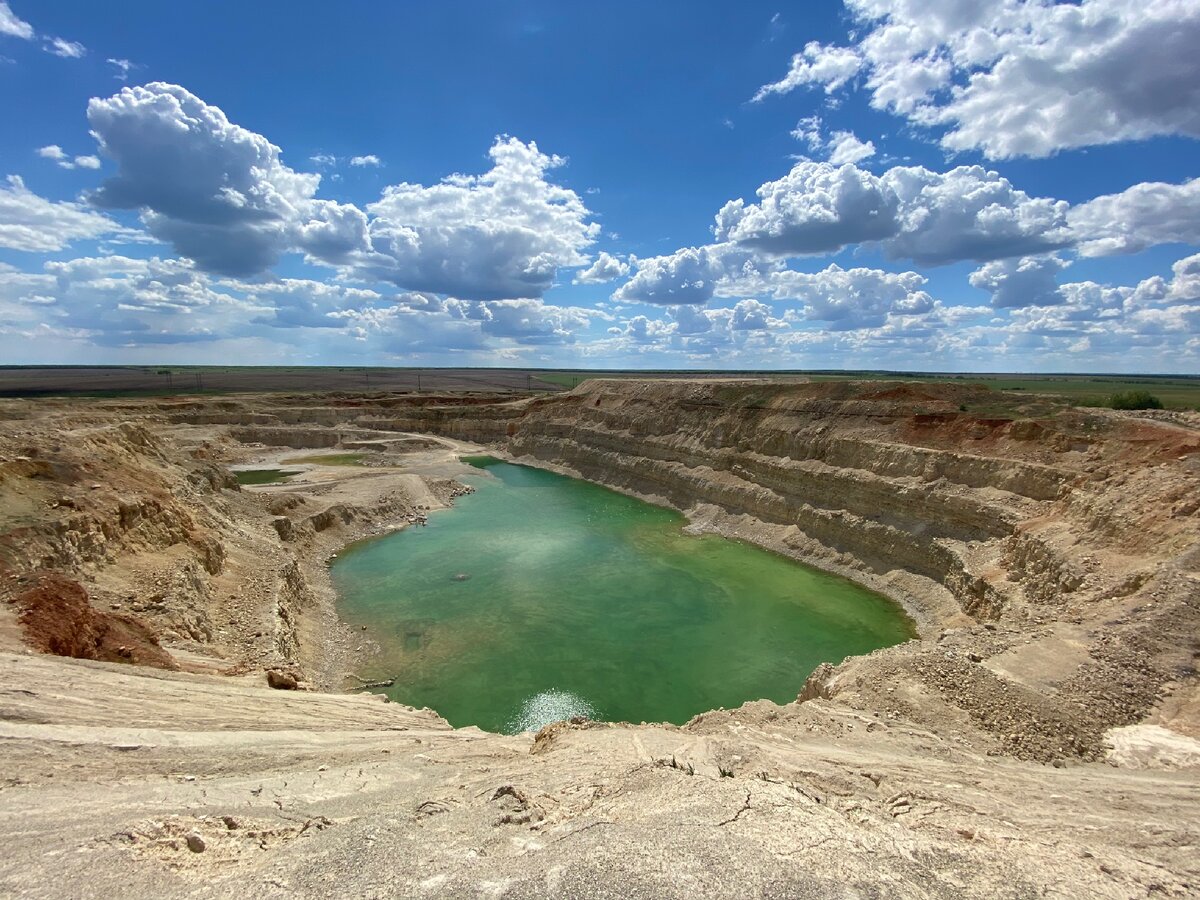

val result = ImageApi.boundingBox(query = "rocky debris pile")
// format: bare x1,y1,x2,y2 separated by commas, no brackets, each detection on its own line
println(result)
8,573,176,669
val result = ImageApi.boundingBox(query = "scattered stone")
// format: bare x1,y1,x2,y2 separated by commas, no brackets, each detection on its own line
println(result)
267,670,298,690
185,832,206,853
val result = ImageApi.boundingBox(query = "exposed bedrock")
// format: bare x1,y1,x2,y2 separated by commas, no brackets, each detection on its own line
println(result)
3,380,1199,763
154,379,1200,760
1,381,1198,898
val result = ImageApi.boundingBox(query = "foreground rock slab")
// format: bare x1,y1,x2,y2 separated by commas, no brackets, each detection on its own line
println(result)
0,652,1197,898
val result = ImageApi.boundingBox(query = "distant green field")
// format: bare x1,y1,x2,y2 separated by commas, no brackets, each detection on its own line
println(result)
3,365,1196,409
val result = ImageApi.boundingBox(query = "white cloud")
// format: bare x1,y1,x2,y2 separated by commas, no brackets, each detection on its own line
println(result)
361,136,598,299
1069,177,1200,257
44,36,85,58
310,153,337,167
0,2,33,39
714,160,1068,265
770,263,936,329
714,162,899,256
107,58,136,80
757,0,1200,159
730,297,777,330
1128,252,1200,306
0,175,132,251
350,155,382,167
574,251,630,284
0,253,599,356
331,295,595,353
882,164,1071,265
476,298,592,345
790,115,823,148
87,83,342,276
239,278,384,330
752,41,862,101
37,145,102,171
0,255,252,346
827,131,876,165
612,244,763,306
84,85,598,298
969,255,1068,309
789,117,877,165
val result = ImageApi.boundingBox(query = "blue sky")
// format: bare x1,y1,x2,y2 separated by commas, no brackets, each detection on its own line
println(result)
1,0,1198,371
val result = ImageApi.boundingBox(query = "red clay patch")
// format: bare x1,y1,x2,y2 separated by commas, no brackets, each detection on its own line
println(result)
12,573,176,669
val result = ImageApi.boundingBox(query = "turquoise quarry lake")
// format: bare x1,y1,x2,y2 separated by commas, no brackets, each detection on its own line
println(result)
331,457,913,734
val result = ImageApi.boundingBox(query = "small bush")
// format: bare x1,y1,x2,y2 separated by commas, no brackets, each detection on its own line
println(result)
1108,390,1164,410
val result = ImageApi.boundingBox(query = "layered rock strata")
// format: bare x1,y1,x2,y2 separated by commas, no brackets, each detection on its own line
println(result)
0,380,1198,897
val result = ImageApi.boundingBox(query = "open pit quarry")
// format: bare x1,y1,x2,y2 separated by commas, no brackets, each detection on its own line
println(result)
0,379,1198,898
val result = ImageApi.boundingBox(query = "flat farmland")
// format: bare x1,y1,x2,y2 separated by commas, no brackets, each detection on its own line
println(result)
0,366,566,397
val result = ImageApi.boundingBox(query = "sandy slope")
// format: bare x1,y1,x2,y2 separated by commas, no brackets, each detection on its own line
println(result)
2,651,1197,898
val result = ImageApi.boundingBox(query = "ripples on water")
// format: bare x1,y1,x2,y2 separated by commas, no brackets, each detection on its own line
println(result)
332,457,913,734
507,689,598,733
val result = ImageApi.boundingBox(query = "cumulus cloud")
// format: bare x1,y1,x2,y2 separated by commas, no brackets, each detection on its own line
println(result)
714,162,899,256
241,278,384,330
982,251,1200,365
573,251,630,284
752,41,862,101
37,145,102,171
612,244,763,306
0,175,131,251
83,84,598,298
882,164,1071,265
770,264,935,329
475,298,592,345
1127,252,1200,306
87,83,328,276
0,2,32,39
827,131,876,165
714,161,1068,265
361,136,598,299
0,251,599,357
730,298,777,330
790,118,877,165
349,155,381,167
605,301,784,360
2,255,251,346
756,0,1200,159
969,255,1068,309
618,314,673,344
1069,177,1200,257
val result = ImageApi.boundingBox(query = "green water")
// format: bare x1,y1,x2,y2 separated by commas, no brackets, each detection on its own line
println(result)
331,458,912,734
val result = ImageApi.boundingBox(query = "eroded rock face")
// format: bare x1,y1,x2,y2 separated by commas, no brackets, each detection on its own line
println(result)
0,381,1197,898
11,573,175,669
4,381,1198,762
